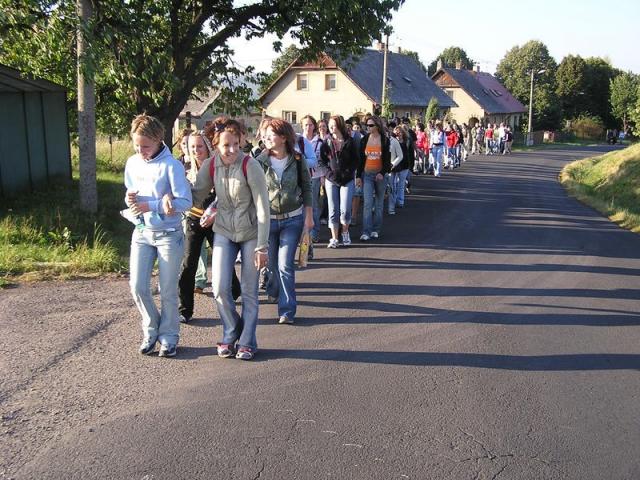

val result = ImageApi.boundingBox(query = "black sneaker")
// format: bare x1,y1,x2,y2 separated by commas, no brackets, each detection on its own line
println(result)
139,340,156,355
158,344,177,358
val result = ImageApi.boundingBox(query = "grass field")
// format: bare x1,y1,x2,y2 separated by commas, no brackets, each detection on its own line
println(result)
0,137,133,285
560,142,640,233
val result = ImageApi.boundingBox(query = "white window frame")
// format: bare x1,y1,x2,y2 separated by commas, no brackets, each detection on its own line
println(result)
282,110,297,124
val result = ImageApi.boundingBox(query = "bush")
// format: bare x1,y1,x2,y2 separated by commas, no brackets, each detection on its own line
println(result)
563,114,605,140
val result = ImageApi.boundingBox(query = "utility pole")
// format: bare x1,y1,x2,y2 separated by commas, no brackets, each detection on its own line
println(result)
527,68,546,147
77,0,97,213
381,34,389,116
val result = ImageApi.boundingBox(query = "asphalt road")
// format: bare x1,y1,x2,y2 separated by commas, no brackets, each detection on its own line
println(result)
3,146,639,479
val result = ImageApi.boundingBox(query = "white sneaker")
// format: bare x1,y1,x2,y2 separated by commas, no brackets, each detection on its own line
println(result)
360,233,370,241
370,231,379,239
341,232,351,246
327,238,339,248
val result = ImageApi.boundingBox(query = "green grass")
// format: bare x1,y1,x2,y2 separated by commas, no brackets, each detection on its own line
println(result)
560,142,640,233
0,137,133,284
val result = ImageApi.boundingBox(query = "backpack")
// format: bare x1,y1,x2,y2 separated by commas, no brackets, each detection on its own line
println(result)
209,154,250,182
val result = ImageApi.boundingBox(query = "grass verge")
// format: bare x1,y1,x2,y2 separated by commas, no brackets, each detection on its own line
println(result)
560,142,640,233
0,138,133,285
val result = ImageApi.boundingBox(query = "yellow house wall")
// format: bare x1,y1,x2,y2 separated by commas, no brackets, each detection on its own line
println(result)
262,69,374,121
444,89,485,125
445,88,523,128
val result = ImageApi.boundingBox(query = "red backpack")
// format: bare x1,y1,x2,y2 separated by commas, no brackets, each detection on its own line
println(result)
209,155,250,182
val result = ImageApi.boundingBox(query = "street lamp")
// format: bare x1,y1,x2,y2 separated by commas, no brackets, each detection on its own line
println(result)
526,68,546,146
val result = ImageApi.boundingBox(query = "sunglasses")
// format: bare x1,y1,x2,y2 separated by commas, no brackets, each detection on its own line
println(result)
366,124,376,128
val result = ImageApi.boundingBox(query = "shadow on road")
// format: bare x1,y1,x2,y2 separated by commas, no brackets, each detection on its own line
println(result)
258,349,640,371
366,150,640,260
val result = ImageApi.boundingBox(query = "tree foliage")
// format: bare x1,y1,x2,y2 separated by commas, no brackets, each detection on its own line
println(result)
495,40,560,130
427,46,474,76
555,55,588,120
1,0,405,142
401,49,426,73
424,97,438,123
259,44,301,94
610,72,639,132
582,57,617,127
632,87,640,136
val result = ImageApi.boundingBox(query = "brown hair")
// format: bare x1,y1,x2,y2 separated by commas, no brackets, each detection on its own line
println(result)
204,116,243,147
301,114,318,132
266,118,297,156
329,115,350,140
130,114,165,142
367,115,385,135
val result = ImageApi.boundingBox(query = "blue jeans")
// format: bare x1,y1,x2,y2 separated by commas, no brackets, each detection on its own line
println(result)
432,146,444,176
362,171,385,235
388,169,410,212
266,214,304,320
325,180,354,228
212,234,259,350
311,177,322,240
195,243,208,289
129,228,184,347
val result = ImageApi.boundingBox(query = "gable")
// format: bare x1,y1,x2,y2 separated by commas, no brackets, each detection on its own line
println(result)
433,68,525,114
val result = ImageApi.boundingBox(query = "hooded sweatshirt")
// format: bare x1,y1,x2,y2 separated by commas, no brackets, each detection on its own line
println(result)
124,143,192,231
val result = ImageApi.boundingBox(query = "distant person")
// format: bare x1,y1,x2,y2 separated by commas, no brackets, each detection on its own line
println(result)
503,126,514,154
124,114,192,358
319,115,359,248
357,115,391,240
301,115,324,245
430,121,445,177
176,128,192,168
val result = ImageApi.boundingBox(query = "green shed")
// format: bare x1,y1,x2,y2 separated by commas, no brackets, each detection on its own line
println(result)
0,64,71,197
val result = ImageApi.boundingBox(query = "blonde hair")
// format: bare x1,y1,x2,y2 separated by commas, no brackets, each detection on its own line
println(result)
130,114,165,142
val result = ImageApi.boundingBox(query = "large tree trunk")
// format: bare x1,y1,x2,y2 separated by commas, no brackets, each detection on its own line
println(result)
77,0,97,213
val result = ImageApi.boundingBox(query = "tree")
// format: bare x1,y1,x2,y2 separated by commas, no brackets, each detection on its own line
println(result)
401,49,426,73
427,46,474,76
555,55,588,120
583,57,617,127
611,72,639,133
424,97,438,123
631,85,640,136
259,44,301,94
381,85,394,119
1,0,406,144
495,40,560,131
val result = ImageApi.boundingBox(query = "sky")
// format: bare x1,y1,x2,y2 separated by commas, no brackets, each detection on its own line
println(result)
228,0,640,75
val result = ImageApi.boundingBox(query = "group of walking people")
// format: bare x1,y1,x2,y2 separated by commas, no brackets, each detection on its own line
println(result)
125,112,326,361
122,110,500,361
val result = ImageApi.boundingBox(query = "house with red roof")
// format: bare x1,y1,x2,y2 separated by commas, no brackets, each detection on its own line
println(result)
260,47,457,124
432,62,526,128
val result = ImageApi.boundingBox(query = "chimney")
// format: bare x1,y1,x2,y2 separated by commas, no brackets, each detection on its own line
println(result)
436,58,443,71
376,40,384,52
474,63,481,73
397,46,402,54
455,60,462,70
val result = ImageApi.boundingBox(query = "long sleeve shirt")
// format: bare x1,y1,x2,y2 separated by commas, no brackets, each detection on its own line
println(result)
123,144,192,231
